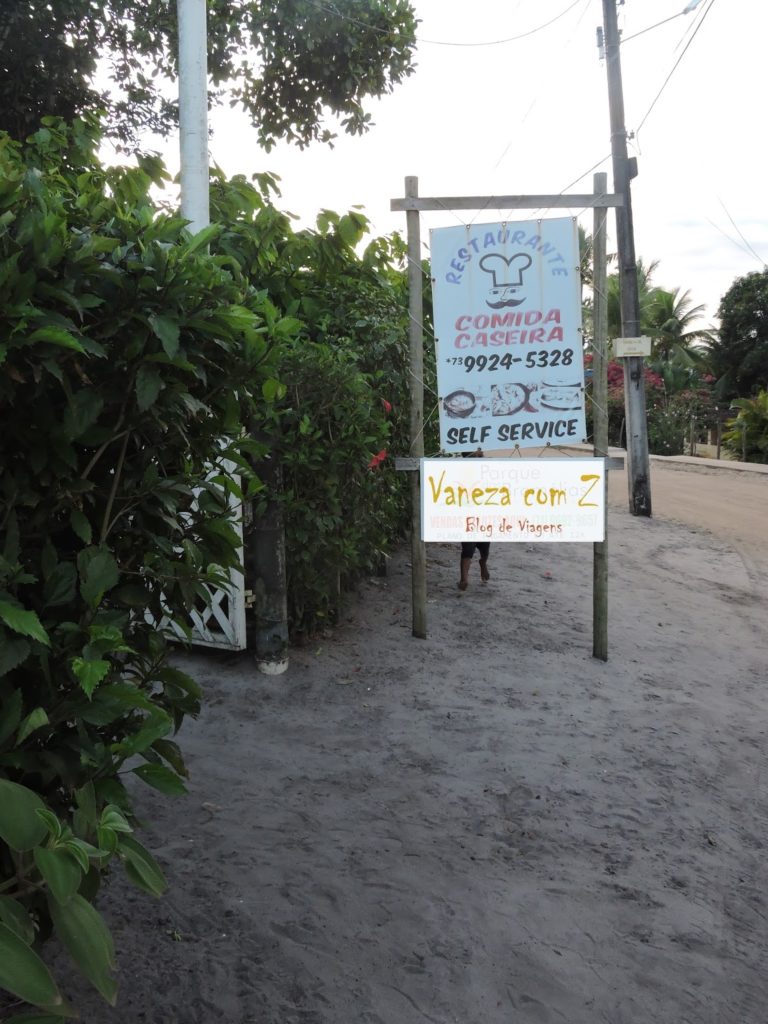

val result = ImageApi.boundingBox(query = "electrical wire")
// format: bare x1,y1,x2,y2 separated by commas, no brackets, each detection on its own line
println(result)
705,217,763,265
303,0,584,48
717,199,767,267
493,0,594,169
634,0,717,136
558,153,612,195
418,0,584,46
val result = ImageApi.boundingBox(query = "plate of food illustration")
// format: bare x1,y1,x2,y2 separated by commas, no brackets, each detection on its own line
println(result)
538,383,582,411
443,389,477,418
490,382,529,416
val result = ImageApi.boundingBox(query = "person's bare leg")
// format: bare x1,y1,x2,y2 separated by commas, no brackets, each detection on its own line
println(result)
458,557,472,591
479,557,490,582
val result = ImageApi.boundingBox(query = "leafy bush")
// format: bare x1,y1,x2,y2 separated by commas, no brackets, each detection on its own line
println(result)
723,391,768,463
0,117,429,1015
585,354,716,455
0,119,293,1017
274,341,396,637
208,173,423,636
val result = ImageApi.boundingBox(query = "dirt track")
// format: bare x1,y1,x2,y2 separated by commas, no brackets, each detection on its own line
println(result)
36,453,768,1024
608,457,768,591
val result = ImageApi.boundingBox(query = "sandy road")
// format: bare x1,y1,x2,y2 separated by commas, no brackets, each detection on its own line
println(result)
607,456,768,589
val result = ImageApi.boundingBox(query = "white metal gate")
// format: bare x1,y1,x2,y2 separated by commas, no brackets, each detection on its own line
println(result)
160,471,249,652
184,523,247,651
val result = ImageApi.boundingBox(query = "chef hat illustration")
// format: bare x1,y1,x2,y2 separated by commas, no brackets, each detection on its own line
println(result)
479,252,532,289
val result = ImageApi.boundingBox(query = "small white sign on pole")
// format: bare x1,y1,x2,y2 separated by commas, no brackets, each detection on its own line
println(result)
421,458,606,543
614,336,652,358
430,218,586,453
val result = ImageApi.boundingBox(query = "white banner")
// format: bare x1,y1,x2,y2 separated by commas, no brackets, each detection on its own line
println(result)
430,218,586,453
421,458,605,543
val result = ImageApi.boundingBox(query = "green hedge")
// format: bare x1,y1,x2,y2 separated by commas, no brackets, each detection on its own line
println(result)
0,119,292,1017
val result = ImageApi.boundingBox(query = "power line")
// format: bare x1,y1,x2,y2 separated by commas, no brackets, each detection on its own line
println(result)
493,0,594,168
717,199,767,267
705,217,757,262
634,0,717,136
419,0,584,47
304,0,584,48
558,152,612,195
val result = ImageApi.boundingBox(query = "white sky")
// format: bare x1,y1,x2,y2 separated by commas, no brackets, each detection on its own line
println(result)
141,0,767,326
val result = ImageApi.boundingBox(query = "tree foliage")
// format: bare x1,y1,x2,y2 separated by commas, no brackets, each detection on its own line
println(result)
708,269,768,401
0,111,425,1013
645,286,713,363
208,171,429,637
0,118,295,1016
0,0,418,148
722,390,768,463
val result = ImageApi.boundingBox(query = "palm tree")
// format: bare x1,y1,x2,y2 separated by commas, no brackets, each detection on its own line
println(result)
645,287,714,363
606,258,660,339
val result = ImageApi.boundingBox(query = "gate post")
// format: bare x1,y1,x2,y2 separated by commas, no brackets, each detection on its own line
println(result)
248,449,289,674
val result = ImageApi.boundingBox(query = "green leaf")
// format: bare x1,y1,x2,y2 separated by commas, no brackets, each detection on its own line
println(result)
48,894,117,1005
99,804,132,834
36,809,63,841
0,688,23,742
181,222,221,255
74,781,97,823
0,600,49,645
0,632,30,679
78,548,119,607
113,709,172,756
152,737,189,777
262,377,282,402
131,762,187,795
96,826,118,855
62,390,103,440
135,363,163,411
16,706,49,744
149,314,180,358
69,509,92,544
118,834,167,897
338,213,362,246
111,582,151,607
71,657,110,698
26,327,85,353
34,847,82,906
0,897,36,945
0,778,48,851
0,922,68,1013
43,561,77,607
63,838,107,874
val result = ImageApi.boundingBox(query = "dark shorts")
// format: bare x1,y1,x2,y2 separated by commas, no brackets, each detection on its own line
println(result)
461,541,490,559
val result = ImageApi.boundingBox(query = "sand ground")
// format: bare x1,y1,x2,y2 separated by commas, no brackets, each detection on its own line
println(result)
37,454,768,1024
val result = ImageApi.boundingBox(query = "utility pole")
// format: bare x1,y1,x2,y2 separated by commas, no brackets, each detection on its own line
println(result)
177,0,209,233
601,0,652,517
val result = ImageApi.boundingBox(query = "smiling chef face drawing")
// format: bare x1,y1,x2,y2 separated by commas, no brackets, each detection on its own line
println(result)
479,252,533,309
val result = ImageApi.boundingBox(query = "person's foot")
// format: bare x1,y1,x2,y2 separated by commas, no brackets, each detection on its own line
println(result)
458,579,468,591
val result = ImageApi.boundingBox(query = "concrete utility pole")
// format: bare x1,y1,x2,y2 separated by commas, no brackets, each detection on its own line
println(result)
177,0,209,233
601,0,652,517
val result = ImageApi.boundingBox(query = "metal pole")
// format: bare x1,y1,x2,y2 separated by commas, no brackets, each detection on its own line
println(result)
602,0,652,517
405,176,427,639
178,0,209,233
592,173,609,661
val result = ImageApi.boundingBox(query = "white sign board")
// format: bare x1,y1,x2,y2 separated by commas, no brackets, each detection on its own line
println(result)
614,336,652,358
430,218,586,453
421,458,606,543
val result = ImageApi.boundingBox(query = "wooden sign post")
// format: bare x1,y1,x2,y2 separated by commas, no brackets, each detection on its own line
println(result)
392,178,623,655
